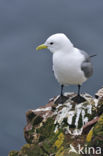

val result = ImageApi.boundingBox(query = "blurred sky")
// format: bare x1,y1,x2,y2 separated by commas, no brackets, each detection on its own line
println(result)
0,0,103,155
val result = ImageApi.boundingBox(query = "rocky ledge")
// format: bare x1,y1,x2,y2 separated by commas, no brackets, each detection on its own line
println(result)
9,88,103,156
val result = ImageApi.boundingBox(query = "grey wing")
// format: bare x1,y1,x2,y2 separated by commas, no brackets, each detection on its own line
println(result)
80,50,93,78
81,61,93,78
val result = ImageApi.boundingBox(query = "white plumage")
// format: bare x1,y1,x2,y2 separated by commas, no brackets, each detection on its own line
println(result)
53,47,87,85
43,33,91,86
36,33,93,103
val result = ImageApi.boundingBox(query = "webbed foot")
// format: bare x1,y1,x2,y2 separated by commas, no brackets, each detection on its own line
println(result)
72,95,86,103
54,95,68,104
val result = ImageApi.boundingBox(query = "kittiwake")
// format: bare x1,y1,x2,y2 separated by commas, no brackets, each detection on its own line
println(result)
36,33,94,104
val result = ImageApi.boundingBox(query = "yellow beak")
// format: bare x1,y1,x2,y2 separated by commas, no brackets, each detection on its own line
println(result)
36,44,47,51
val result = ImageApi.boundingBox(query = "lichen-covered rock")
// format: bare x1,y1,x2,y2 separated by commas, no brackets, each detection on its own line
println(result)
9,89,103,156
9,151,19,156
86,114,103,155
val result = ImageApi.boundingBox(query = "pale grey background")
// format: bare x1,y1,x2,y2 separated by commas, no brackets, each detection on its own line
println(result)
0,0,103,155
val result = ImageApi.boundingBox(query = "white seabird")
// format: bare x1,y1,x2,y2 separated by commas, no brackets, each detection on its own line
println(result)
36,33,94,103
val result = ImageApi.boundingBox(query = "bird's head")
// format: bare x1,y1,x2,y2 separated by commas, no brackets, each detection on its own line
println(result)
36,33,73,53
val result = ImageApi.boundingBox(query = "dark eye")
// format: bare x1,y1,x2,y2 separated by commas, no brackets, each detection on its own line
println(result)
50,42,54,45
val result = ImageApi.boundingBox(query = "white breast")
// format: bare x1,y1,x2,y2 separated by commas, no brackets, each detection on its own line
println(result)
53,49,87,85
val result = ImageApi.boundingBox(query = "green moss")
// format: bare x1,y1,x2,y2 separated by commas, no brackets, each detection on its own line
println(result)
37,117,55,142
25,127,35,144
97,98,103,116
50,129,63,145
56,146,64,156
39,129,64,154
69,115,76,128
86,108,97,121
78,113,83,129
93,115,103,136
32,115,43,126
54,132,64,149
24,115,43,144
86,114,103,154
8,151,19,156
19,144,48,156
62,118,68,127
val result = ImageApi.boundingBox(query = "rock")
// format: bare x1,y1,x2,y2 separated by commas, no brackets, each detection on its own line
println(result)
86,114,103,155
8,89,103,156
95,87,103,99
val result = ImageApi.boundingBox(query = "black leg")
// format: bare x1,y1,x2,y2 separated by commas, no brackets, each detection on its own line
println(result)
54,84,68,104
61,85,64,96
77,84,81,96
72,84,86,103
